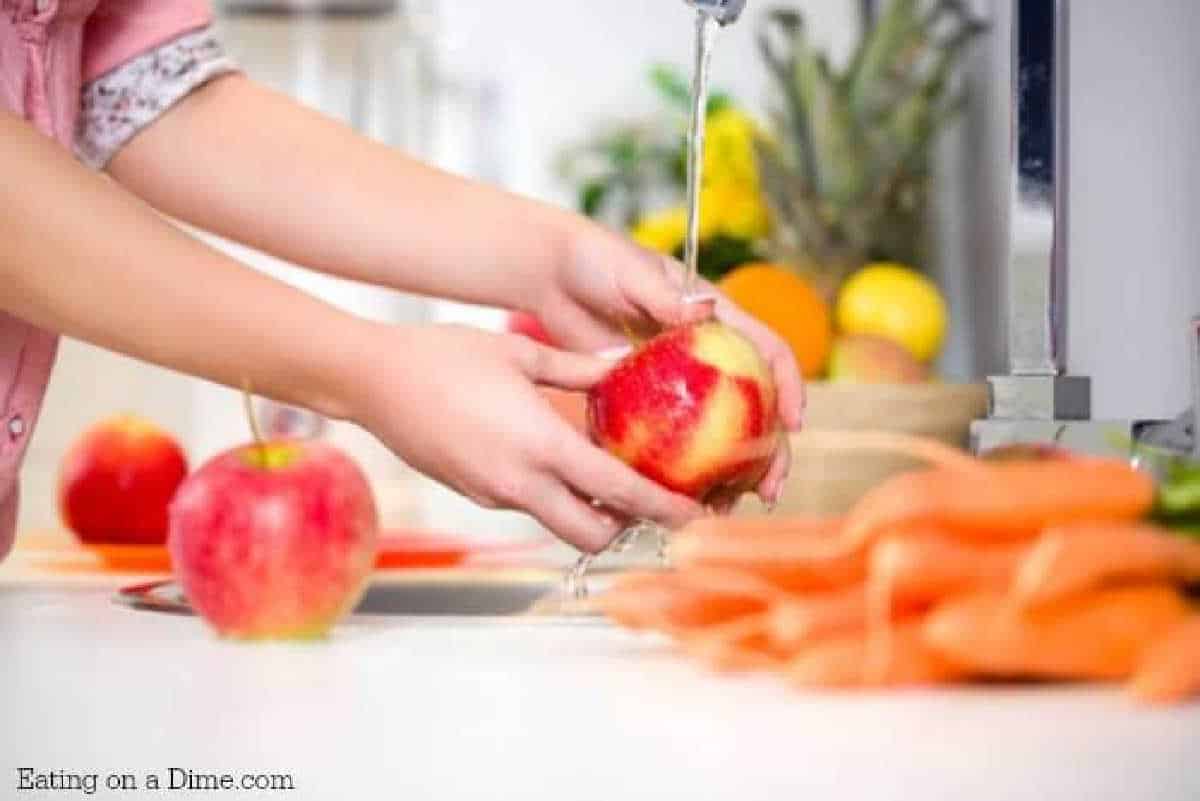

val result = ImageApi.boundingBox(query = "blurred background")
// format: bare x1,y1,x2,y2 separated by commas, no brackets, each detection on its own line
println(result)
18,0,1200,537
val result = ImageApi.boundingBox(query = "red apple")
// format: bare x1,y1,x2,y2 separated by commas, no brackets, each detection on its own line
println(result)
587,321,780,506
508,310,556,347
58,415,189,545
826,334,929,384
167,440,378,640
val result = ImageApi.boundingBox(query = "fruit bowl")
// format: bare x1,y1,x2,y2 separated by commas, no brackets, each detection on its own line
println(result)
744,381,988,517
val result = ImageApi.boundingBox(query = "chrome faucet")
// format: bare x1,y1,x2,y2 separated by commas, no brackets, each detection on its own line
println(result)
970,0,1195,461
683,0,746,26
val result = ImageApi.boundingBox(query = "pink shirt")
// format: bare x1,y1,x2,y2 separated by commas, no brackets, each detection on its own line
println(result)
0,0,216,558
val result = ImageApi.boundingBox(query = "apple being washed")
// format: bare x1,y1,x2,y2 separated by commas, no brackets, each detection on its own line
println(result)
168,440,378,639
587,321,780,507
59,415,189,545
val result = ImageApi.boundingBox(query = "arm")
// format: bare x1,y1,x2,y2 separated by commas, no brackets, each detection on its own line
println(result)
106,73,804,504
0,110,701,550
107,74,578,316
1,109,363,421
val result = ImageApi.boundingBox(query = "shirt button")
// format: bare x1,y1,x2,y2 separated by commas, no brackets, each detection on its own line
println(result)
8,416,25,441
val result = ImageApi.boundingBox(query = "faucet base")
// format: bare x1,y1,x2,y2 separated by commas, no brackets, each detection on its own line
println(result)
987,374,1092,420
969,418,1148,458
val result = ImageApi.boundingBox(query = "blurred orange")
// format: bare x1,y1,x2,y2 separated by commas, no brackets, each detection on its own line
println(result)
718,263,833,378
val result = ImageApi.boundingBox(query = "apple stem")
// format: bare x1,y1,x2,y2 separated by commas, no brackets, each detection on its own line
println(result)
241,379,266,452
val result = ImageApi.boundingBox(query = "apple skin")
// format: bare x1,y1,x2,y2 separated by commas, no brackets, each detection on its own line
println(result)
58,415,189,545
826,334,928,384
507,311,556,347
167,441,378,640
587,322,780,506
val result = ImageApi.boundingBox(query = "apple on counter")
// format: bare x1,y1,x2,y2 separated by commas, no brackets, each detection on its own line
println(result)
587,321,780,507
58,415,189,545
168,440,378,640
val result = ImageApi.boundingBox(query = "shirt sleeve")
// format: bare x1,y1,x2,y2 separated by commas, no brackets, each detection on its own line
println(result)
76,2,239,169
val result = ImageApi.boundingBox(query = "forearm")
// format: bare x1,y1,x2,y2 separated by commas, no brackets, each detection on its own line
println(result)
0,111,367,421
108,74,583,313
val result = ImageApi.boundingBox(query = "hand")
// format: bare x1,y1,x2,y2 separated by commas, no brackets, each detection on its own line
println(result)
529,223,806,507
350,323,705,553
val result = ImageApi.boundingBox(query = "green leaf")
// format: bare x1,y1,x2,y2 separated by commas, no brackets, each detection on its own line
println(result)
605,132,641,169
758,8,819,189
849,0,919,116
649,64,693,110
706,92,733,115
579,181,609,217
671,236,759,283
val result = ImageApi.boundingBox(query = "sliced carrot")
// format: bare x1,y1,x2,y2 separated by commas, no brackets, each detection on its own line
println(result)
844,459,1155,550
871,530,1028,605
674,515,844,542
670,518,866,592
923,585,1190,681
765,584,924,652
1013,522,1200,607
670,564,790,603
677,614,783,673
767,585,871,652
596,571,767,633
1128,616,1200,705
788,621,966,689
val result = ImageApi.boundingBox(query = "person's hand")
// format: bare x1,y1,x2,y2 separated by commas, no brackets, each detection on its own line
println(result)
350,323,705,553
528,222,805,507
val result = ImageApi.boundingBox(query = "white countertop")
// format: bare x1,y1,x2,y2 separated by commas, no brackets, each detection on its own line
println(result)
3,565,1199,801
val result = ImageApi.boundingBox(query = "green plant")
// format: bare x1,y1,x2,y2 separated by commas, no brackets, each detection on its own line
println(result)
556,65,730,228
754,1,986,295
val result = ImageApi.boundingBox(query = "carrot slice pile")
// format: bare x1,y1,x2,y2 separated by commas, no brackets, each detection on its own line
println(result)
596,443,1200,705
1129,616,1200,704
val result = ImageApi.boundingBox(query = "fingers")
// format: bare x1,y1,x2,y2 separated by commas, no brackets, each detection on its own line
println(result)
526,475,624,554
756,433,792,509
550,428,705,531
619,252,715,330
511,336,612,390
768,344,806,431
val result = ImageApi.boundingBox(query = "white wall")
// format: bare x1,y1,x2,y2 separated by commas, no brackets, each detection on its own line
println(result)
1066,0,1200,420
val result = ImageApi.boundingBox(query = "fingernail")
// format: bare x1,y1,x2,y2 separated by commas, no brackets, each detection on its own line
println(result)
768,479,785,508
680,294,717,321
596,345,633,362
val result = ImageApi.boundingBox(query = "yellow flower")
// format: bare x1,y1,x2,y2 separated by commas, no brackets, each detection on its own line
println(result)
632,206,687,254
703,108,761,192
700,182,771,241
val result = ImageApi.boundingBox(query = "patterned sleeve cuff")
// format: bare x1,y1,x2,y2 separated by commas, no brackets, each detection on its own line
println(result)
75,27,239,170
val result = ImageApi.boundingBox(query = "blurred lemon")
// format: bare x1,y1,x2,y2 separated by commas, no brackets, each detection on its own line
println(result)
632,207,687,254
704,108,761,191
701,182,771,241
718,263,832,377
835,263,947,362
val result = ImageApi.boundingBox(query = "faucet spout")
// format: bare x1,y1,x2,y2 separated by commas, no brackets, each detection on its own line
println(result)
683,0,746,26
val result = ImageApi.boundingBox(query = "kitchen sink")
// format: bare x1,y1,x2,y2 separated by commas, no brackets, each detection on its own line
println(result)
114,568,619,620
